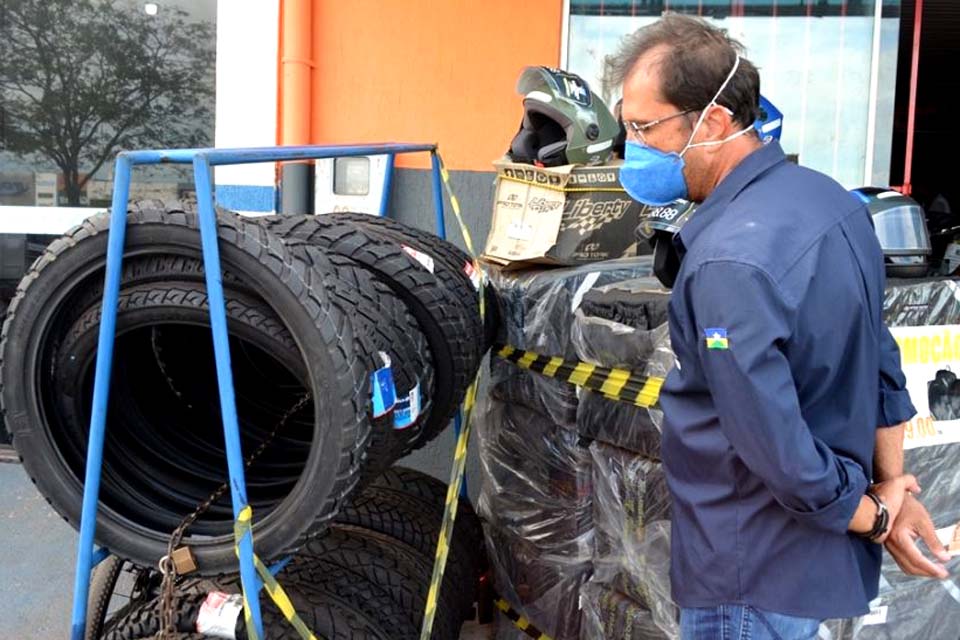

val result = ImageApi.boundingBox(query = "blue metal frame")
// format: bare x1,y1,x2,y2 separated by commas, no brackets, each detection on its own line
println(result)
70,143,447,640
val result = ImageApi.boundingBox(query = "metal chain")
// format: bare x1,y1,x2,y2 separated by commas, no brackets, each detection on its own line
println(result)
151,327,194,410
156,392,311,639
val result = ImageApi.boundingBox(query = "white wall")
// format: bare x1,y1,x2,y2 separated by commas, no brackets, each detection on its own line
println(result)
214,0,280,213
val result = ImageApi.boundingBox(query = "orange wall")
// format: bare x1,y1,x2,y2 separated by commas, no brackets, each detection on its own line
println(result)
309,1,563,170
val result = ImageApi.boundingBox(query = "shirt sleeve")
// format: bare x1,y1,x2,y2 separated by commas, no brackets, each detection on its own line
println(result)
878,323,916,427
685,260,867,535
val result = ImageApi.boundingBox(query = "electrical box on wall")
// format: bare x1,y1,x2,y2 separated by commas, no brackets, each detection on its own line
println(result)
315,154,393,216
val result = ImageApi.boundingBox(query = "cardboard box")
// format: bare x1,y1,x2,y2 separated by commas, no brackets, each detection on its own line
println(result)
482,158,645,268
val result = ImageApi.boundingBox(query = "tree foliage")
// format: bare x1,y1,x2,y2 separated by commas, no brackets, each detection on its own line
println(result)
0,0,215,204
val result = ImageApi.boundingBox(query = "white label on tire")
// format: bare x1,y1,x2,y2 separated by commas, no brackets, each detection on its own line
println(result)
464,261,482,291
196,591,242,638
402,245,435,273
393,383,422,430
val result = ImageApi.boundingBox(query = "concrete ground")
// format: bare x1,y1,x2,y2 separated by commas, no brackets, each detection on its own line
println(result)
0,460,77,639
0,458,494,639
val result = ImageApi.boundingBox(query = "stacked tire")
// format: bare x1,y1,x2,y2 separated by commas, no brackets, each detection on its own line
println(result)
0,203,490,578
87,467,487,640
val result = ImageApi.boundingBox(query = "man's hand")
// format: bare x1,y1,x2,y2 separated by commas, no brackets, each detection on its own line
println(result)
884,493,951,579
848,474,919,542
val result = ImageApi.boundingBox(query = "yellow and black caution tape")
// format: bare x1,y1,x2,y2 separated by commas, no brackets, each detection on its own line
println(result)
419,152,485,640
234,505,319,640
495,598,553,640
494,343,663,408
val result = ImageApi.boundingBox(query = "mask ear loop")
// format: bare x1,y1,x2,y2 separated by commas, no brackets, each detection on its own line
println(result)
680,54,742,157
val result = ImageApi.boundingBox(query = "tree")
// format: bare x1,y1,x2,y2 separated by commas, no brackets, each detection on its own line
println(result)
0,0,215,205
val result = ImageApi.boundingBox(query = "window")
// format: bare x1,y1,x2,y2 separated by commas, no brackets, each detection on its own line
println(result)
565,1,902,187
0,0,217,208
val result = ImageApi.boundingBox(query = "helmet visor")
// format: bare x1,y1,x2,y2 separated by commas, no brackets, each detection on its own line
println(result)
873,205,932,255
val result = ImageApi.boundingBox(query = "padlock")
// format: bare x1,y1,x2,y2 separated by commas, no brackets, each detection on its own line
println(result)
170,546,198,575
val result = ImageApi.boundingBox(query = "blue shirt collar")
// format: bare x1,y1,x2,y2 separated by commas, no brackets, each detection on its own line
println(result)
675,141,787,258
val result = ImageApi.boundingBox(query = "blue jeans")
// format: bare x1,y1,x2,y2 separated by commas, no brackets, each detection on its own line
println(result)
680,605,821,640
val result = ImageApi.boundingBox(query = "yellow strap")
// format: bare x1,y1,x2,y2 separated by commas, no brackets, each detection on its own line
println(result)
234,506,320,640
420,151,485,640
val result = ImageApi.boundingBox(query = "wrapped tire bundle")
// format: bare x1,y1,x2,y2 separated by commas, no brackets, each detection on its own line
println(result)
488,258,656,360
571,281,672,457
478,400,593,555
571,279,669,368
590,441,671,571
583,519,678,640
486,526,592,640
258,214,485,451
579,583,668,640
821,572,960,639
0,207,436,574
477,394,593,640
486,259,658,438
489,361,579,430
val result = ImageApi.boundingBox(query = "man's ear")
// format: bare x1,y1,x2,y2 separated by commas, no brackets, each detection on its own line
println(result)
701,104,734,142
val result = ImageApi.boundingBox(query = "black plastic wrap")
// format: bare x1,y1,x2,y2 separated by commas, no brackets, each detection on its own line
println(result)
590,442,671,568
884,277,960,326
571,278,670,367
821,570,960,639
488,257,656,358
570,279,672,458
478,398,593,555
574,322,672,459
587,441,677,639
478,388,593,640
486,524,593,640
814,277,960,639
482,272,960,640
580,583,670,640
488,258,657,433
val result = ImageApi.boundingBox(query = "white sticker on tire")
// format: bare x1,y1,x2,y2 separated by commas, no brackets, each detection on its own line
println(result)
402,245,435,273
393,383,422,430
196,591,242,638
464,261,482,291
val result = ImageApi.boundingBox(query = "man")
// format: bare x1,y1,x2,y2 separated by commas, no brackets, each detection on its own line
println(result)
612,14,952,638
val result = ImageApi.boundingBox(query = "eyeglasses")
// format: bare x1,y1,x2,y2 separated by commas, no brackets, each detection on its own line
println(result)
624,109,697,144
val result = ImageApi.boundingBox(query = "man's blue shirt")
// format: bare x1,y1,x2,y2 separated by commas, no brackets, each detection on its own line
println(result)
660,141,916,619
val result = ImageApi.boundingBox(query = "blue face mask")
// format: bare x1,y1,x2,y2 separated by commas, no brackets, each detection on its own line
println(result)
619,55,753,206
621,141,689,206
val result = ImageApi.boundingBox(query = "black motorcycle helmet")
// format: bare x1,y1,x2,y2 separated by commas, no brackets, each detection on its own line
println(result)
635,200,698,289
852,187,932,278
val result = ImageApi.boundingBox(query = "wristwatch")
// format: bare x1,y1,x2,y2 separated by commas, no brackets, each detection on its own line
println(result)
860,492,889,541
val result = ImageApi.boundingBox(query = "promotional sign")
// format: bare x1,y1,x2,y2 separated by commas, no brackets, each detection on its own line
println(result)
889,324,960,450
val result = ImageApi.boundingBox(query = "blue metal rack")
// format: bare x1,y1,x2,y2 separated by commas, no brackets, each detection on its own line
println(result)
70,143,451,640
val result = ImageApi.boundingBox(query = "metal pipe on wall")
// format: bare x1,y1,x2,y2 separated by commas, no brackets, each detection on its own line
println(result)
279,0,314,213
901,0,924,196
